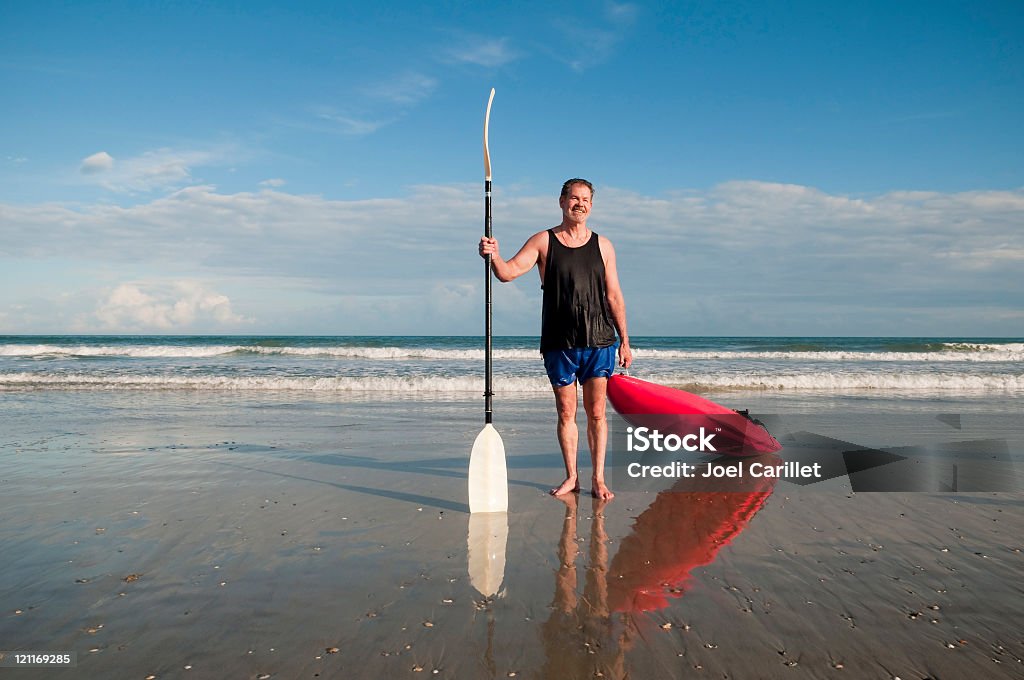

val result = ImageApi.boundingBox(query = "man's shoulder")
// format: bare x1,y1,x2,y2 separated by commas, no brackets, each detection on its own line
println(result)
595,233,617,265
525,229,551,248
514,230,549,265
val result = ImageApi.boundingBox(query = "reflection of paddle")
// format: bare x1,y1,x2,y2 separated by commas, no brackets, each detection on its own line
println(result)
608,455,780,612
467,511,508,597
469,88,508,514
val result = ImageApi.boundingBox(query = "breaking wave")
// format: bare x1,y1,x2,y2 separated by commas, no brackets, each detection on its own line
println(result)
2,371,1020,394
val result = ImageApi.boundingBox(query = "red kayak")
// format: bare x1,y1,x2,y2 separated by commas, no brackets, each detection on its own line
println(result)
607,374,782,456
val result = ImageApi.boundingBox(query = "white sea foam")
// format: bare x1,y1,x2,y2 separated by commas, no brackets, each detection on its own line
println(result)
1,371,1021,393
0,344,244,358
0,344,538,360
655,372,1024,393
0,372,551,392
635,348,1024,362
246,346,536,360
941,342,1024,353
2,344,1022,362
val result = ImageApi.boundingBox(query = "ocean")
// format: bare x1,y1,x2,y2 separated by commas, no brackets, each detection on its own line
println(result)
1,335,1021,396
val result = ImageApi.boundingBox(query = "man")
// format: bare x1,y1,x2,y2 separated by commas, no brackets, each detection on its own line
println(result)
479,178,633,500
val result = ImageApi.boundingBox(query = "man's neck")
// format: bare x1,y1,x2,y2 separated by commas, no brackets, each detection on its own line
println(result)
558,219,588,232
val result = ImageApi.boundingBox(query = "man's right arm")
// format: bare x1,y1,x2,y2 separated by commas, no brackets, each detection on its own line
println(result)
479,231,545,282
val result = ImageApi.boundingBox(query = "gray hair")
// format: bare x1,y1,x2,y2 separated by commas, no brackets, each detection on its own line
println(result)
560,178,594,199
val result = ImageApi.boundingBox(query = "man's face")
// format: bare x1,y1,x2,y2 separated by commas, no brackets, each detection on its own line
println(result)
559,184,593,224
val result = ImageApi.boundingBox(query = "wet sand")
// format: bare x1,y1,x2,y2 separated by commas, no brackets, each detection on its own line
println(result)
1,391,1022,679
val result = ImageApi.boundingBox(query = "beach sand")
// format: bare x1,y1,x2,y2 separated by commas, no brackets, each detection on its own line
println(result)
2,390,1022,679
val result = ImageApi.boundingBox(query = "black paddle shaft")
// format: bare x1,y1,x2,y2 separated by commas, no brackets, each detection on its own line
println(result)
484,179,493,424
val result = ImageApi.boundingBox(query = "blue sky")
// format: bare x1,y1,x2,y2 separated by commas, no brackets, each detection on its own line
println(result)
1,1,1022,336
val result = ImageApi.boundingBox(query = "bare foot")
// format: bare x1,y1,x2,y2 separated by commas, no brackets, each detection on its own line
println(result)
591,479,615,500
553,490,579,512
550,476,580,496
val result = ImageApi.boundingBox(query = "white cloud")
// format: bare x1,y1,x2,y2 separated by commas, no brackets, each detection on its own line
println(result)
1,181,1022,335
552,2,639,71
310,72,437,138
364,72,438,105
80,151,114,174
605,1,639,24
260,178,286,188
92,281,248,332
77,147,231,193
446,37,519,67
315,111,388,136
428,282,476,320
5,182,1023,275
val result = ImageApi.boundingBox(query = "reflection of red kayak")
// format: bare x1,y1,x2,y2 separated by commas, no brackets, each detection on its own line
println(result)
608,457,778,612
607,375,782,456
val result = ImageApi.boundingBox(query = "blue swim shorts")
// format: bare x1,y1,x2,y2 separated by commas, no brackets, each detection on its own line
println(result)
542,344,618,387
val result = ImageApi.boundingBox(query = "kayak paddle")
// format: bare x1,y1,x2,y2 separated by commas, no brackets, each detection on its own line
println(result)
469,88,509,514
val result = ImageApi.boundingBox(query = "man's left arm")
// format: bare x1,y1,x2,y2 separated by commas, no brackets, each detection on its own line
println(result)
601,236,633,368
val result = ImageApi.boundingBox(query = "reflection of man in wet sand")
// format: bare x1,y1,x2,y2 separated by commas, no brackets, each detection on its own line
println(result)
541,494,637,679
479,179,632,500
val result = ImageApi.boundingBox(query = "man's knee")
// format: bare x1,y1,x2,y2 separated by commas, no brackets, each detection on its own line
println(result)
557,405,577,424
584,402,607,423
555,397,577,423
582,391,606,421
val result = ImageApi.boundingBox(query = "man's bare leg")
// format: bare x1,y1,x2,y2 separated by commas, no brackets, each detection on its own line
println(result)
550,382,580,495
582,377,614,499
584,496,610,618
551,491,579,612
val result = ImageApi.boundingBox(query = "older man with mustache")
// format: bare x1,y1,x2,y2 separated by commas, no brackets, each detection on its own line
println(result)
479,178,633,500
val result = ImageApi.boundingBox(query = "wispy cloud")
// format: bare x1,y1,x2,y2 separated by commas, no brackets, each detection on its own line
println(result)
364,72,438,105
314,111,389,136
310,71,437,138
445,37,520,67
555,1,639,71
605,1,639,24
76,147,232,193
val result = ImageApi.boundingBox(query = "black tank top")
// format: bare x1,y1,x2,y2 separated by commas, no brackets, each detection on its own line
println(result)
540,229,617,353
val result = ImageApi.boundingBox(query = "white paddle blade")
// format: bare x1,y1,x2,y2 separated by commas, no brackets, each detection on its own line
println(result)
467,511,508,597
468,423,508,513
